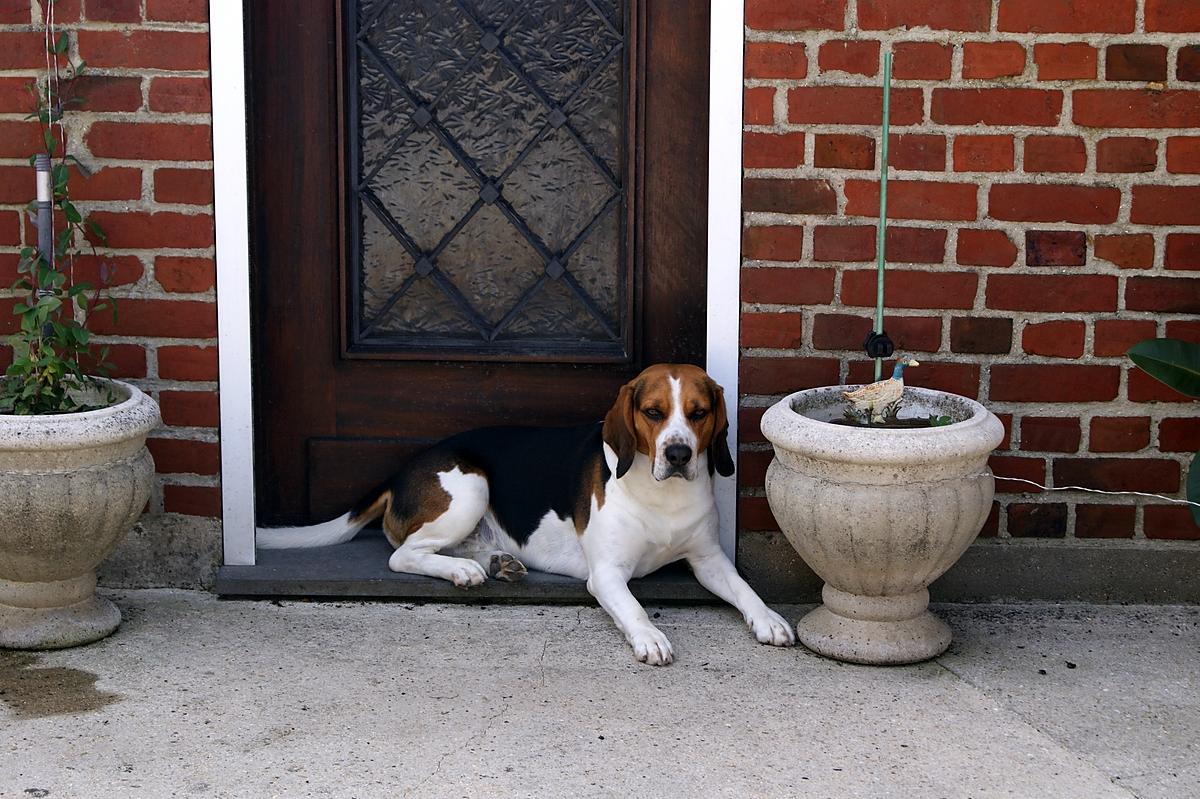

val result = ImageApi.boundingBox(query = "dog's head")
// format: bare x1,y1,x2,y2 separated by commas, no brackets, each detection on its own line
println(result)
602,364,734,482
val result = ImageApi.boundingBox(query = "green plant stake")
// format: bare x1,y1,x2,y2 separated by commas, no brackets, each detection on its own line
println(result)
873,52,893,382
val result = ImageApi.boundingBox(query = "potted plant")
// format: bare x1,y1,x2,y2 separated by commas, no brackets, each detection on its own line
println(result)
0,8,159,650
759,54,1004,665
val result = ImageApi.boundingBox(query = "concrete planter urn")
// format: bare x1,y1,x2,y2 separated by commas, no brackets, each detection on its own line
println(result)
761,386,1004,665
0,380,159,649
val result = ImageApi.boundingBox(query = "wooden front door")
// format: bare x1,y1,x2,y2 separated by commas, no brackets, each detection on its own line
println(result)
249,1,710,524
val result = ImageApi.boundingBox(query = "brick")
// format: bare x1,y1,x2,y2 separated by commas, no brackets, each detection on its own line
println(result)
989,184,1120,224
998,0,1135,33
78,30,210,71
1075,505,1135,539
990,364,1120,402
86,122,212,162
951,317,1013,354
1023,136,1086,173
1126,276,1200,313
1167,137,1200,173
737,451,773,487
158,345,218,381
84,344,147,379
1021,417,1081,453
746,0,846,30
1097,137,1157,173
1094,319,1157,357
1129,368,1197,403
741,312,804,349
73,254,144,288
1133,186,1200,225
988,275,1118,312
848,360,981,398
72,75,143,113
953,135,1015,172
745,43,808,80
889,134,945,171
147,438,220,475
932,89,1063,126
1159,419,1200,452
156,256,215,293
1179,47,1200,82
149,76,212,114
979,503,1001,537
1106,44,1169,82
1094,234,1154,269
886,227,946,263
813,226,875,262
740,357,839,395
742,226,804,262
0,3,28,22
87,0,141,21
1034,43,1097,80
0,32,48,70
989,457,1049,494
1144,506,1200,541
842,270,978,309
957,228,1017,267
743,179,836,215
0,120,48,159
1166,234,1200,272
789,87,923,125
963,42,1027,79
893,42,952,80
1054,458,1179,494
0,165,140,204
818,40,880,76
744,87,775,125
996,415,1015,451
813,314,942,353
91,299,216,338
1146,0,1200,32
147,0,208,21
1166,320,1200,341
814,134,874,170
1075,90,1200,129
154,168,214,205
0,211,17,245
163,485,222,517
0,77,33,114
738,497,779,532
739,407,768,444
740,267,835,305
86,211,214,250
1090,417,1151,453
858,0,991,31
1007,503,1066,538
1026,230,1086,267
159,390,220,428
845,180,977,221
744,132,806,171
1023,320,1085,358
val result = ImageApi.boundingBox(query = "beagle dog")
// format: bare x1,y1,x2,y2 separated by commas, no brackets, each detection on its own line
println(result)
258,364,795,665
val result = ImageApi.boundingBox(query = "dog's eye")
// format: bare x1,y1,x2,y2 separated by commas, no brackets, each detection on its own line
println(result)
642,408,663,421
688,409,709,421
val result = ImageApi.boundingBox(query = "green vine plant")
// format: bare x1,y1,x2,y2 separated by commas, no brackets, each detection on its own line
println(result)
3,3,117,415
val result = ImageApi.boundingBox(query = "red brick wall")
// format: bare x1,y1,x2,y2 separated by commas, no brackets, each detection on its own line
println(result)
0,1,219,520
741,0,1200,544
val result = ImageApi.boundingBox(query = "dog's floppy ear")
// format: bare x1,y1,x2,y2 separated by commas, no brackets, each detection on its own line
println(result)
707,380,735,478
603,381,640,479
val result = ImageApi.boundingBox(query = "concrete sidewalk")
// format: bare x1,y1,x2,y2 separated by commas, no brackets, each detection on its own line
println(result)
1,591,1196,798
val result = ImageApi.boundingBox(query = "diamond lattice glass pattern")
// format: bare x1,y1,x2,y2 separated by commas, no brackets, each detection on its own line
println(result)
351,0,627,356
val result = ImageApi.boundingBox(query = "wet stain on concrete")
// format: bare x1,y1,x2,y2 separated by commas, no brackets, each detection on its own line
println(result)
0,652,121,719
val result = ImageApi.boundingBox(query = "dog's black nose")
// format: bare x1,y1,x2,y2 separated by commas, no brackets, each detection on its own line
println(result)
665,444,692,467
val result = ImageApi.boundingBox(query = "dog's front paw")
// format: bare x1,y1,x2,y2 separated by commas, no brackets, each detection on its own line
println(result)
628,626,674,666
748,608,796,647
449,560,487,588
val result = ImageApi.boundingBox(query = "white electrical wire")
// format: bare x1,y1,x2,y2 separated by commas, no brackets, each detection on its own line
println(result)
993,476,1200,509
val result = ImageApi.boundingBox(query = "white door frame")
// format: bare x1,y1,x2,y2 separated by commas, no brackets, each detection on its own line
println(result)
212,3,744,565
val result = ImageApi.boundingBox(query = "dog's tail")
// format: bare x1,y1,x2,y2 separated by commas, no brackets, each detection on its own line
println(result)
255,487,392,549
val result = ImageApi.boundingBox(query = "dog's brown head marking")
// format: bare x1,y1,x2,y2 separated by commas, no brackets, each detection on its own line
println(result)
603,364,734,479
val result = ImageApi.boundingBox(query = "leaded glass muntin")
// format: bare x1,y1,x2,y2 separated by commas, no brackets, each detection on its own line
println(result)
340,0,639,363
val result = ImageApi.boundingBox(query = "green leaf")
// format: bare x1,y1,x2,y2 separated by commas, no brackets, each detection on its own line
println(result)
52,31,69,55
62,201,81,224
1189,452,1200,528
1128,338,1200,399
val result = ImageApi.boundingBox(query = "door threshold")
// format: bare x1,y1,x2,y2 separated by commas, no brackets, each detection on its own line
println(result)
216,529,717,604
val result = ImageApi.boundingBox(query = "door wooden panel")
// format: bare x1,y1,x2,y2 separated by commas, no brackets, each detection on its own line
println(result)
249,1,710,524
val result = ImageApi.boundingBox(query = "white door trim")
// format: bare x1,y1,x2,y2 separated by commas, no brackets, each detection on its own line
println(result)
211,4,744,563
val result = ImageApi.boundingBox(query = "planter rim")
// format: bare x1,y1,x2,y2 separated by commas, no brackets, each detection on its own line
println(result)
761,385,1004,467
0,379,160,452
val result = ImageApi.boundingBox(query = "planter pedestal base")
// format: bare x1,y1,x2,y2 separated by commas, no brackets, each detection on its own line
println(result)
796,585,951,665
0,575,120,650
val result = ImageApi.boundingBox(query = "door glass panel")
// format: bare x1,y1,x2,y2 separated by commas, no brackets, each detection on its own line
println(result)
347,0,629,359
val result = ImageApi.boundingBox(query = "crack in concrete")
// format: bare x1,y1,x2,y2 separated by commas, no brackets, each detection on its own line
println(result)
403,702,512,797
